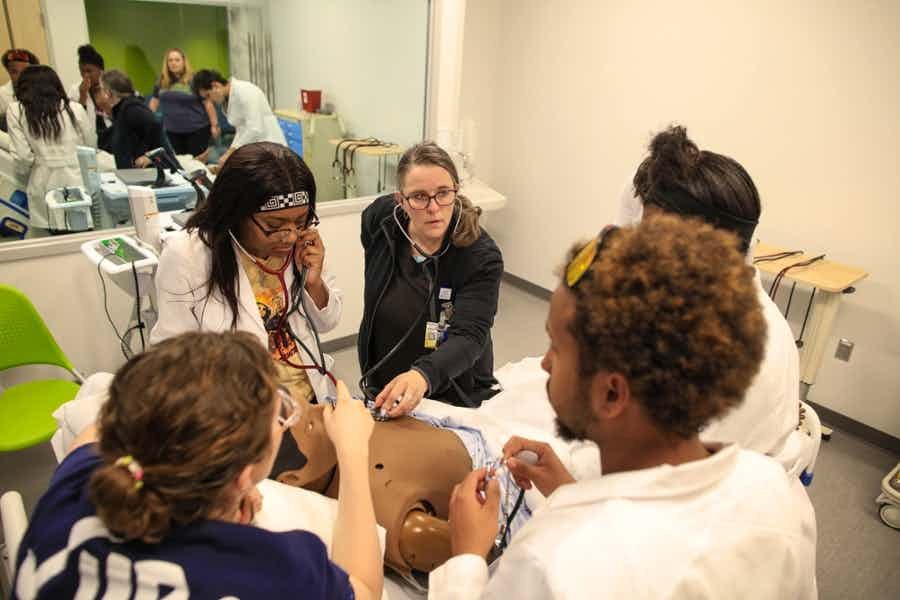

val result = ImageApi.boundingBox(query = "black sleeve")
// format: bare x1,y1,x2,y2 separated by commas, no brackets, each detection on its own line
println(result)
412,239,504,393
123,105,165,155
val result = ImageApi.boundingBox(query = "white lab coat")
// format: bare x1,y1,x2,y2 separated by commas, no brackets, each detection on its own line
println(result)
703,270,801,468
7,100,89,229
0,80,15,119
429,444,817,599
150,230,342,402
615,182,802,468
67,82,112,149
226,78,286,150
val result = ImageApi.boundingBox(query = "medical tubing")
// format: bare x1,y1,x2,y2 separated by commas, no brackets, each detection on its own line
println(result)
131,261,146,351
358,257,436,400
796,288,817,347
500,489,526,552
97,254,130,358
296,266,328,373
284,266,336,385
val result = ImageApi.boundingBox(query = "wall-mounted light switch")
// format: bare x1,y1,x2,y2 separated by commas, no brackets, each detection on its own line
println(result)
835,338,854,362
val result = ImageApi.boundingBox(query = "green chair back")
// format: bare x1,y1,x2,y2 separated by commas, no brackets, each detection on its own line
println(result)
0,285,75,373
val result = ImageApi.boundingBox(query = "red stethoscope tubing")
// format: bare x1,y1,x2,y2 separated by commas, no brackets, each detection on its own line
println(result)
249,244,337,384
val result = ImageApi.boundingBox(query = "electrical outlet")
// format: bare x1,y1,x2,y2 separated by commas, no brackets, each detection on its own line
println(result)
835,338,854,362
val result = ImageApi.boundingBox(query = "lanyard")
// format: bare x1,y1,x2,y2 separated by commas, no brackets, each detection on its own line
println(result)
229,232,336,384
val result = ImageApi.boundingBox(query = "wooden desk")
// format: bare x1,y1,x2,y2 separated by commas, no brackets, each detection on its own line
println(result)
753,243,868,389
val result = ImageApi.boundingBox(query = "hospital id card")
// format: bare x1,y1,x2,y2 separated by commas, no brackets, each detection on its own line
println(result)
424,321,444,349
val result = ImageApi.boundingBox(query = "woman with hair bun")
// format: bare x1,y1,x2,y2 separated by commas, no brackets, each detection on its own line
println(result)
358,141,504,417
13,331,383,600
67,44,110,148
621,125,801,468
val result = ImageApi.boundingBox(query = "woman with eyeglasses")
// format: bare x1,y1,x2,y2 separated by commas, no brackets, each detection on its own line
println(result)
358,142,503,417
151,142,342,475
13,331,383,600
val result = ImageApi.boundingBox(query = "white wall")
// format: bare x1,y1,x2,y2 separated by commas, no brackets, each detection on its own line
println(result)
267,0,429,196
460,0,900,438
40,0,90,88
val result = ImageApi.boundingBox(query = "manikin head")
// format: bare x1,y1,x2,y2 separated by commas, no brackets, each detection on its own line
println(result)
541,215,766,471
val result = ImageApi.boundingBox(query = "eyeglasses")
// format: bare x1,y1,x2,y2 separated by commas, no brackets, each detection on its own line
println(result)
276,386,301,430
565,225,618,288
402,188,458,210
251,214,319,240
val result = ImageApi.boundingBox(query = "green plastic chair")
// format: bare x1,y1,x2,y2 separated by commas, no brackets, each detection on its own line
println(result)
0,285,83,452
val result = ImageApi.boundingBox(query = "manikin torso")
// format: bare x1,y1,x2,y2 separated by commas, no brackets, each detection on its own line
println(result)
277,400,472,577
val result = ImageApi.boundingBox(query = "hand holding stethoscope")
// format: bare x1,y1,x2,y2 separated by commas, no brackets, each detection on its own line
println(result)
295,227,328,308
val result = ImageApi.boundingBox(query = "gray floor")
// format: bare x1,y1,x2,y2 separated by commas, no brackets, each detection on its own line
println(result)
2,281,898,598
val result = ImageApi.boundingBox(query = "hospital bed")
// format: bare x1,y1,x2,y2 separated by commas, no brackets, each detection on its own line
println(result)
1,357,822,599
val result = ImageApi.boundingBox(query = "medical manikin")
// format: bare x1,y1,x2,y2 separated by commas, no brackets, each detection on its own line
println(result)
276,399,490,581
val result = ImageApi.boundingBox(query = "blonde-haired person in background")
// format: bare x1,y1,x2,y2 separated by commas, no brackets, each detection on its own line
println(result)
13,331,383,600
149,48,218,160
358,142,504,417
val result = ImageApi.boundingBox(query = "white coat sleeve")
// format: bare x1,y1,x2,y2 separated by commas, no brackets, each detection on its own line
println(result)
7,104,34,182
150,241,206,344
297,266,342,334
71,102,91,147
229,87,266,149
68,84,96,148
428,549,554,600
615,177,643,227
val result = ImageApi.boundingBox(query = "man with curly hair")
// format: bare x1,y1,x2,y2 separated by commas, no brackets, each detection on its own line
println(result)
431,215,817,599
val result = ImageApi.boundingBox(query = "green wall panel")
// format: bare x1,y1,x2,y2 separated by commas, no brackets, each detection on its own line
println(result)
84,0,229,96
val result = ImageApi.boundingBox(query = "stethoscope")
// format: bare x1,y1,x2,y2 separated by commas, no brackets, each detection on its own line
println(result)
392,202,460,261
358,203,464,402
229,230,336,384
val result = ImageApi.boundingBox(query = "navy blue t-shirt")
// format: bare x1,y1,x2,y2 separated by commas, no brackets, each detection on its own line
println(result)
13,444,354,599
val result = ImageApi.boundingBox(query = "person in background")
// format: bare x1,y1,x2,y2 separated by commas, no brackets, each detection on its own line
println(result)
7,65,88,231
13,331,383,600
621,125,801,470
192,69,285,169
67,44,110,148
0,48,39,130
432,215,817,599
99,69,165,169
358,142,503,416
149,48,218,160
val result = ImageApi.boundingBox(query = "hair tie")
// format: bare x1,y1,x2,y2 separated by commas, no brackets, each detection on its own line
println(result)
114,455,145,490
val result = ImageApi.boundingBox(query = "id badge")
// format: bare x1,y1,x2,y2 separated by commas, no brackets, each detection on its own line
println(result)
425,321,441,349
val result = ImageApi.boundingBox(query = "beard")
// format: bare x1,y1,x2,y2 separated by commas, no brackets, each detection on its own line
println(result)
554,417,586,442
548,379,591,442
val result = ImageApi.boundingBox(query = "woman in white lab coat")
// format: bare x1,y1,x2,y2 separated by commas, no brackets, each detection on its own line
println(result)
8,65,89,231
0,48,39,129
67,44,111,149
151,142,342,442
620,125,802,471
